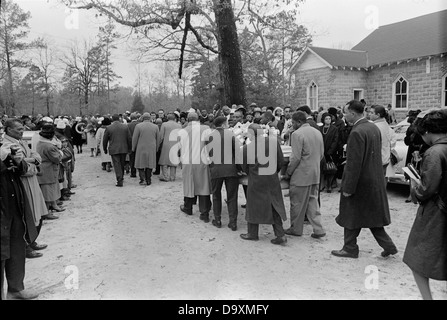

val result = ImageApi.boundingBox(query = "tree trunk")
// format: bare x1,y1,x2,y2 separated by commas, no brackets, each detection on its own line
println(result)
106,42,110,105
46,94,50,116
213,0,246,107
84,85,89,115
5,41,16,116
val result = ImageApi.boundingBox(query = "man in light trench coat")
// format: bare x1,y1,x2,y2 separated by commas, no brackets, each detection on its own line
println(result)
178,112,212,222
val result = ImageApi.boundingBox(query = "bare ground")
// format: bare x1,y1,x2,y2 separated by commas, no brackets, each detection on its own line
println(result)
24,151,447,300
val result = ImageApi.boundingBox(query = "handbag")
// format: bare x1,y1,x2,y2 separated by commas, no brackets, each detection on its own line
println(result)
323,159,338,175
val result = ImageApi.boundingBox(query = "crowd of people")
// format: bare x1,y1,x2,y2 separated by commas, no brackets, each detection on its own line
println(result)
1,100,445,300
1,116,75,300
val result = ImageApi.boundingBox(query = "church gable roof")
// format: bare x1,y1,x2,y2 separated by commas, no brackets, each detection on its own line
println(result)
289,10,447,74
352,10,447,66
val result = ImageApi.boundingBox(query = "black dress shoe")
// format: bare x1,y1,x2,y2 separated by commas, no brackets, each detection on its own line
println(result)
271,236,287,245
240,233,259,241
228,223,237,231
7,290,39,300
199,214,210,223
311,233,326,239
212,219,222,228
381,248,398,257
180,205,192,215
331,249,358,259
284,228,301,236
26,250,43,259
116,183,123,187
30,242,48,250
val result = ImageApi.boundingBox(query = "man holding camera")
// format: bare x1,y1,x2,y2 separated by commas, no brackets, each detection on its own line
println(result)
2,119,50,259
0,121,39,300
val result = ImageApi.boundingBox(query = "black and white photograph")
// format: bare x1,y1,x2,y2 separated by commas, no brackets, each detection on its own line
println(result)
1,0,446,303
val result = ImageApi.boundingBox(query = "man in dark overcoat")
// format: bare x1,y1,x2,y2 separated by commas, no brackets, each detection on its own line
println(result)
331,100,398,259
132,113,159,186
103,113,132,187
206,116,242,231
240,124,287,245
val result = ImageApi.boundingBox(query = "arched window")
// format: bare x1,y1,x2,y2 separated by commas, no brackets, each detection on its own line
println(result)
393,76,408,109
307,81,318,110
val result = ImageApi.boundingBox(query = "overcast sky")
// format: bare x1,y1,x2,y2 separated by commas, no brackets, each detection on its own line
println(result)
17,0,447,88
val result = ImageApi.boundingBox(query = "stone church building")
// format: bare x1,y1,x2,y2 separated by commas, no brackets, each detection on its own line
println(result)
288,10,447,120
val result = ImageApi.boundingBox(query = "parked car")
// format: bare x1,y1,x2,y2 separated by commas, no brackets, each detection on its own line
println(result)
388,117,410,185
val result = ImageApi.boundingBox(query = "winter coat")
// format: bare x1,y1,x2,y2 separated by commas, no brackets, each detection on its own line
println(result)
242,136,287,224
103,121,131,155
320,124,339,158
403,136,447,280
206,127,242,179
132,121,159,169
95,127,110,163
158,120,182,166
336,118,391,229
288,123,324,187
1,135,46,226
179,122,212,197
0,155,37,260
36,137,63,185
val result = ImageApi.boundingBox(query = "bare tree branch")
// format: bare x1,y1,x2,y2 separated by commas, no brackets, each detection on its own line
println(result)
70,1,186,29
